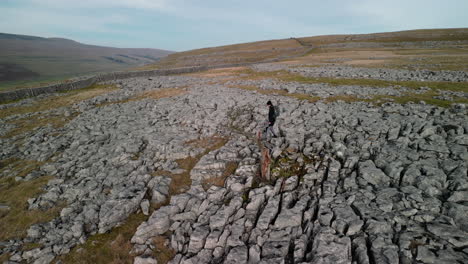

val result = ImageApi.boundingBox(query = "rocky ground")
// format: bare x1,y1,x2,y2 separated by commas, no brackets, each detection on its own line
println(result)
252,63,468,82
0,63,467,264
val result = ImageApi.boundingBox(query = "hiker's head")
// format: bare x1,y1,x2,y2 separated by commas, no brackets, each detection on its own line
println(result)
267,101,272,107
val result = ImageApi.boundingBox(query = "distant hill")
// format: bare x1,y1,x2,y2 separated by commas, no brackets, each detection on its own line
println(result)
0,33,173,89
144,28,468,69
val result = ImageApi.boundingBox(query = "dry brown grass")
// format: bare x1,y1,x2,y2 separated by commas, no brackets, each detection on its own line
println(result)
201,161,238,190
63,137,229,263
139,38,305,69
0,158,44,178
59,136,229,264
0,173,63,241
290,45,468,71
152,235,176,263
0,84,117,119
2,112,79,139
158,136,229,195
58,213,147,264
0,253,10,263
234,67,468,93
60,144,216,264
0,158,65,244
285,49,399,65
144,136,229,263
298,28,468,46
1,84,117,139
137,28,468,70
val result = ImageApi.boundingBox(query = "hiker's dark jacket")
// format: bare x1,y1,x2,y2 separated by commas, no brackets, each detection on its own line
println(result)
268,106,276,125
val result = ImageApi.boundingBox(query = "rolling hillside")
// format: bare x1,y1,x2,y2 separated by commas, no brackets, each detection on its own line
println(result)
0,33,173,89
144,28,468,71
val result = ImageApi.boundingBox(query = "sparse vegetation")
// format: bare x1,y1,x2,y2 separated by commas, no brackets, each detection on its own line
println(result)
0,172,63,241
230,79,467,108
60,136,229,264
136,28,468,71
152,235,176,263
0,253,10,263
0,84,117,117
139,38,306,69
270,155,308,181
224,66,468,108
58,213,148,264
164,136,229,194
96,87,187,108
201,161,238,189
230,85,320,103
297,28,468,46
235,68,468,92
0,84,118,140
2,113,78,139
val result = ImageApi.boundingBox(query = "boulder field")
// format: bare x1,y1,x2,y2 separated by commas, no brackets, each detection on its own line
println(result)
0,64,467,264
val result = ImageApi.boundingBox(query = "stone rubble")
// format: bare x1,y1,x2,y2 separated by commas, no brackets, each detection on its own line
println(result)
0,63,467,264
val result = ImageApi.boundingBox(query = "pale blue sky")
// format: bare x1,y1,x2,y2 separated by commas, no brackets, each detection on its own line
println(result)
1,0,467,51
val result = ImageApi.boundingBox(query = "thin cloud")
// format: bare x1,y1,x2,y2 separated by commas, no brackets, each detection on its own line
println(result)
0,6,132,36
1,0,468,50
29,0,168,10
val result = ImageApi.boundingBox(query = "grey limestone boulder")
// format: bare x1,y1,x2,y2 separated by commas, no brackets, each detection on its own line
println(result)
358,160,391,187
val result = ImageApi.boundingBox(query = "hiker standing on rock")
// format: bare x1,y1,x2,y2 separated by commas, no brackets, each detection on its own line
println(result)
265,100,276,139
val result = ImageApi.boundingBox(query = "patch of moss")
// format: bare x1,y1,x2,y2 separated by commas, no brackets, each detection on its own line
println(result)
269,155,309,182
21,242,42,251
241,192,249,203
